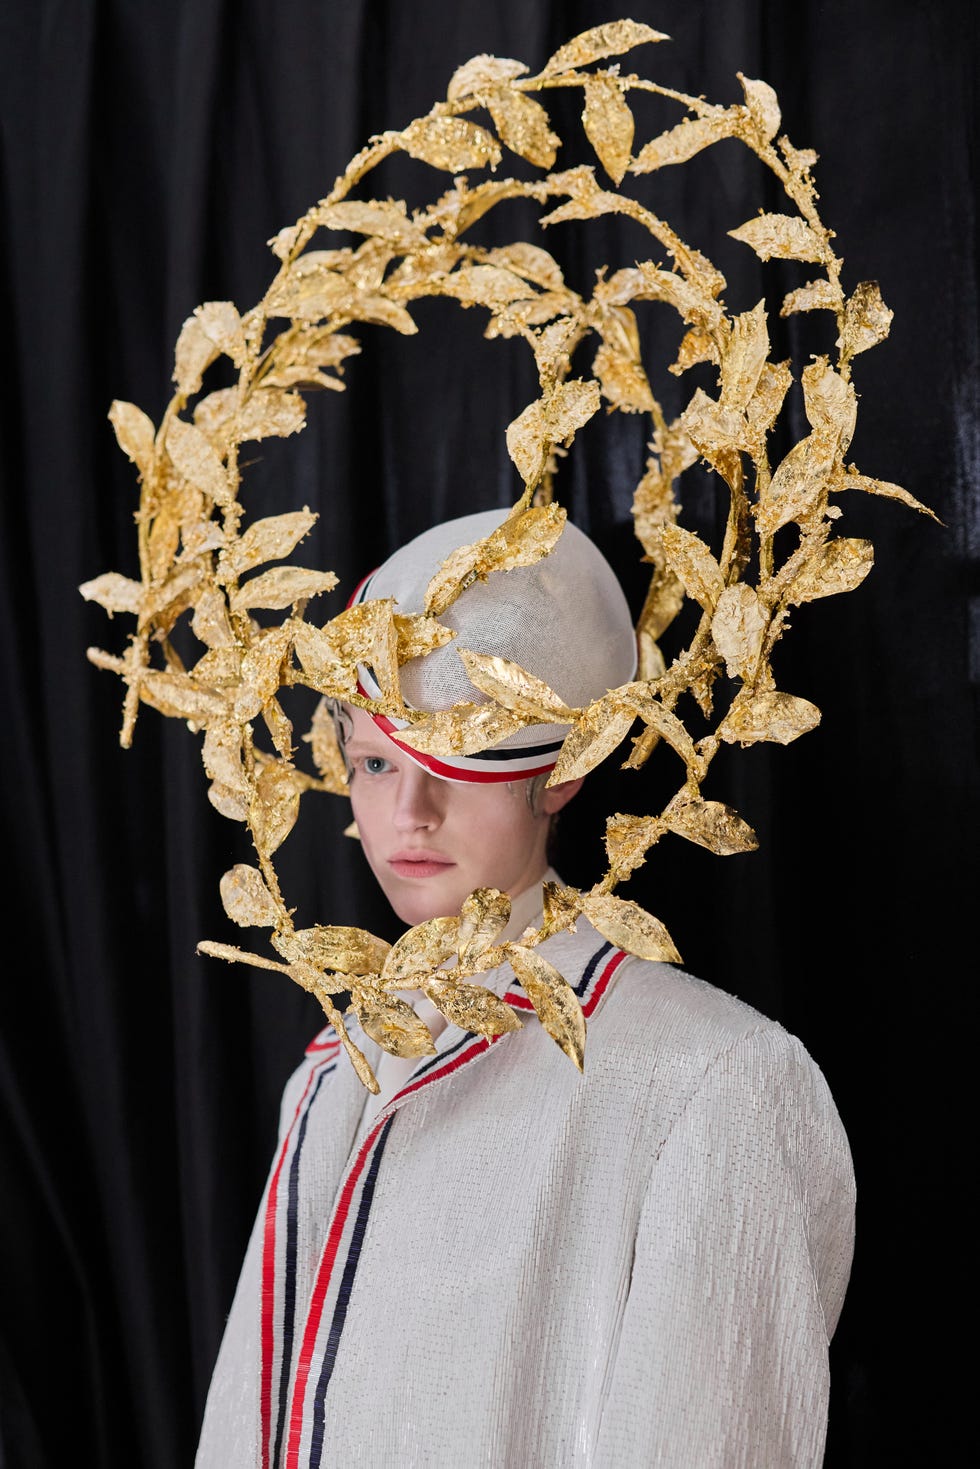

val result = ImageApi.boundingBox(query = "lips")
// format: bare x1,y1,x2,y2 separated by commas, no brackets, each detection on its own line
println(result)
388,851,456,880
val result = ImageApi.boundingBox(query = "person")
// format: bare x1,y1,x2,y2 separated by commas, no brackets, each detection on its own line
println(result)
194,509,856,1468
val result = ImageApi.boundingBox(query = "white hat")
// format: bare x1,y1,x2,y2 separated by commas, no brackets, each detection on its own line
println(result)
351,509,637,782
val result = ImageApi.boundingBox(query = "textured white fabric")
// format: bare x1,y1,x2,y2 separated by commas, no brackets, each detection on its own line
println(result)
195,891,855,1469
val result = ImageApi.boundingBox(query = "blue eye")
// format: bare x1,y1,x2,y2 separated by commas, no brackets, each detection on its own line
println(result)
363,755,391,775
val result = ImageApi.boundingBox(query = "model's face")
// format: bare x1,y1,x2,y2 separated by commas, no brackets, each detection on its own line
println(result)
342,705,579,926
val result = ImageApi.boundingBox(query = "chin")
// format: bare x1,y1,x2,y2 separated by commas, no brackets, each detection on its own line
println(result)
382,877,471,928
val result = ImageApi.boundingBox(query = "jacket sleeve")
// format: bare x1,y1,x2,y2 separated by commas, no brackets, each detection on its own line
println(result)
594,1023,856,1469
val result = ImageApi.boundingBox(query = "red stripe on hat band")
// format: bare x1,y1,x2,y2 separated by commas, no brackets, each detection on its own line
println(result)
353,676,558,784
374,713,556,783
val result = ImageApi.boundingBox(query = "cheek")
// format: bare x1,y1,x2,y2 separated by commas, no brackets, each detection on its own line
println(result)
347,783,382,860
460,790,537,865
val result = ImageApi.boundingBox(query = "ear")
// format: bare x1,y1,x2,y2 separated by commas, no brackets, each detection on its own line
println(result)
538,775,584,816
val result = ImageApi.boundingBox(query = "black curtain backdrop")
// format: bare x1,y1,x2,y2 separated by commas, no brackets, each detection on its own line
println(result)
1,2,976,1465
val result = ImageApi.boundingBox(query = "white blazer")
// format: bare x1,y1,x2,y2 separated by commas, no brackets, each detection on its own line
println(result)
195,897,855,1468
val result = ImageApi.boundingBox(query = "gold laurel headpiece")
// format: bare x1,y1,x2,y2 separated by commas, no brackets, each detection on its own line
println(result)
81,18,935,1091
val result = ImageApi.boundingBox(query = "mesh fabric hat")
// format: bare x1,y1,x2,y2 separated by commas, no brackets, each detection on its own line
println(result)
350,509,638,782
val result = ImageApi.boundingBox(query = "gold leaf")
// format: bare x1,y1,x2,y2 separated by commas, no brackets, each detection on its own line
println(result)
424,502,566,616
219,863,280,927
339,1033,379,1094
484,242,565,291
582,75,634,185
745,360,793,443
539,19,668,76
393,612,456,663
458,887,511,961
838,280,893,359
173,314,220,396
192,585,236,649
268,222,302,260
486,87,560,168
719,301,769,412
619,688,700,768
677,388,747,463
505,379,601,485
291,620,356,697
526,314,580,377
138,562,206,633
304,697,350,793
458,650,575,723
632,112,737,173
191,642,243,686
440,263,538,308
357,991,437,1058
381,915,460,986
632,261,725,326
229,566,338,614
729,212,829,264
495,502,567,566
139,669,228,725
636,628,667,683
276,327,360,372
108,400,156,475
145,499,181,585
719,690,821,746
249,761,301,855
447,53,529,100
669,326,717,375
194,300,247,365
197,940,290,973
262,696,294,760
423,977,522,1037
581,891,681,963
396,701,527,757
784,537,874,604
273,924,391,976
354,294,418,335
541,880,582,930
267,254,351,321
315,200,428,250
166,417,233,508
317,599,400,698
662,796,758,856
234,627,293,720
593,341,656,414
79,571,143,617
802,357,856,449
757,430,837,535
711,583,767,680
399,115,502,172
202,721,249,815
660,522,724,613
227,509,319,577
286,959,355,998
738,73,781,143
839,472,939,521
507,944,585,1070
604,812,664,876
780,278,842,317
548,702,636,784
195,386,307,446
486,296,570,344
779,138,819,175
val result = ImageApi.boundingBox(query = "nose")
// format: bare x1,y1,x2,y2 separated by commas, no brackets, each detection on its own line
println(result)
392,763,446,832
